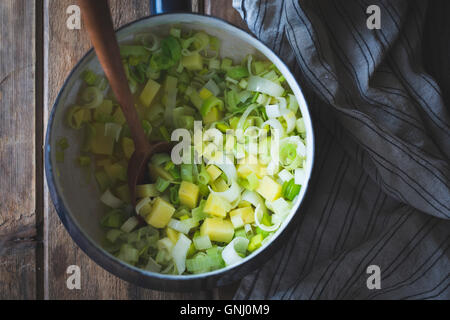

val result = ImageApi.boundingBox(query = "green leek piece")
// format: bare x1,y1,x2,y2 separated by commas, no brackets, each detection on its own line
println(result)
136,184,160,198
81,86,103,109
122,137,135,159
121,216,140,233
227,66,249,80
181,52,203,71
119,45,149,57
201,96,224,117
282,179,301,201
159,126,170,141
116,184,131,204
198,165,210,185
78,156,91,167
248,233,263,252
91,123,115,155
82,123,95,152
186,87,203,110
117,244,139,264
95,170,111,192
169,185,180,205
255,226,270,238
155,177,171,193
192,200,207,222
150,36,181,71
221,58,233,71
101,209,125,228
67,106,87,129
106,229,124,243
140,78,161,108
105,163,127,183
180,164,193,183
170,27,181,38
56,137,69,150
82,69,98,86
112,107,126,125
149,164,173,181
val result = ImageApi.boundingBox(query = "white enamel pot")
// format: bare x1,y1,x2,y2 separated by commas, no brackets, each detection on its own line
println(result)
45,8,315,291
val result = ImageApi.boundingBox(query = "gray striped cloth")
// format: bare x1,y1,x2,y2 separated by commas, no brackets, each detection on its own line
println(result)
232,0,449,300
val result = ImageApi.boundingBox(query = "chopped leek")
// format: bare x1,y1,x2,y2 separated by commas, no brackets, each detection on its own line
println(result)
66,27,308,276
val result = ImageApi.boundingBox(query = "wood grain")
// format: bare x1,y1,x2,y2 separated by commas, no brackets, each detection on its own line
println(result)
0,0,37,299
205,0,250,33
43,0,210,300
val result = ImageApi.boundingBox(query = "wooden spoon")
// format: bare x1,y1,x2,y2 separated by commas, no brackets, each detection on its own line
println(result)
78,0,171,207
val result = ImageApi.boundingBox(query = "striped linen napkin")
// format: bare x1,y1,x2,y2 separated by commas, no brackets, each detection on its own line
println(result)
232,0,449,300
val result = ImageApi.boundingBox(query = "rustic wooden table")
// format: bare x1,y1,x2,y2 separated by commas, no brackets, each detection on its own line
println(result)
0,0,249,300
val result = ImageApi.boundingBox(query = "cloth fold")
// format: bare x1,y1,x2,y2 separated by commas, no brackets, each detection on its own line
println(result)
232,0,449,300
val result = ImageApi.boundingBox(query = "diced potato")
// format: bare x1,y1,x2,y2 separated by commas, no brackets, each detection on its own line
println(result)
179,181,200,209
256,176,282,202
140,79,161,107
122,137,135,159
182,52,203,71
237,154,264,179
203,107,222,124
148,164,173,181
206,165,222,182
230,207,255,224
145,197,175,228
91,123,115,155
166,227,179,244
211,177,228,192
204,193,229,218
200,218,234,243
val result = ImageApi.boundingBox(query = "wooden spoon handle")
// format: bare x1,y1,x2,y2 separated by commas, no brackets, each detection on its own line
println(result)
78,0,149,150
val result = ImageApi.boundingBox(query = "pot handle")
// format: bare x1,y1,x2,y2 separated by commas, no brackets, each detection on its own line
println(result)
149,0,192,15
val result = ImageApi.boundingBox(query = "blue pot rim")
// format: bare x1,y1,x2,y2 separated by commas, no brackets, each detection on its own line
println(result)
44,12,316,289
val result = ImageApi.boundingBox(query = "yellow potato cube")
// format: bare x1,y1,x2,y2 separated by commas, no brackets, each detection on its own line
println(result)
179,181,200,209
204,193,229,218
140,78,161,107
237,154,264,179
230,207,255,224
145,197,175,228
206,165,222,181
166,227,179,244
200,218,234,243
256,176,282,202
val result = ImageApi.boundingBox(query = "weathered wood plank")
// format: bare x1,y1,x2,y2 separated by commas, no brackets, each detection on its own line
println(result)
0,0,37,299
43,0,211,300
205,0,250,33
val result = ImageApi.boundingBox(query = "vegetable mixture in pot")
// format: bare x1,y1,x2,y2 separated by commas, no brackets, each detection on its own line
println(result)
61,27,308,275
